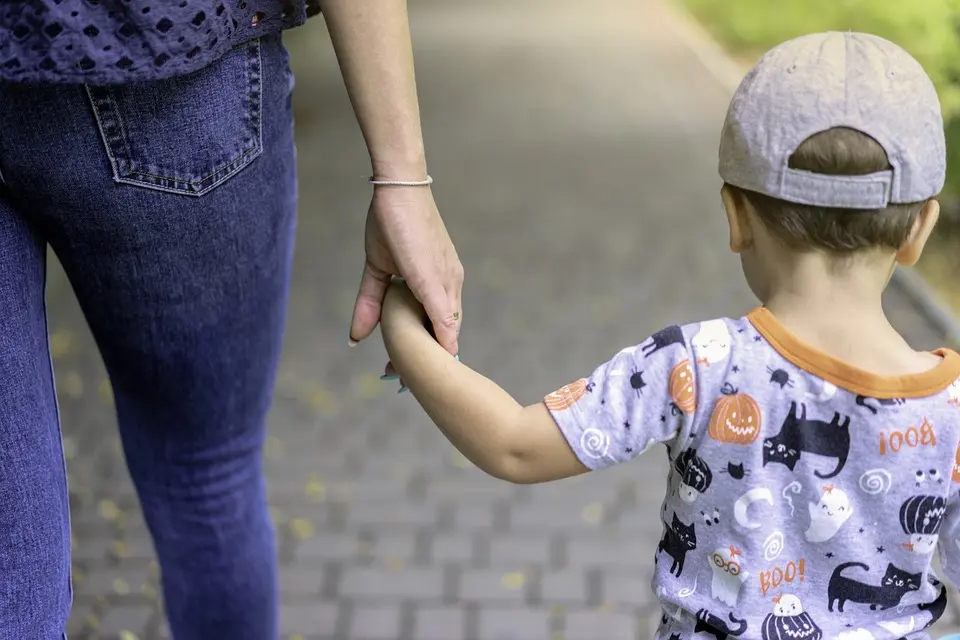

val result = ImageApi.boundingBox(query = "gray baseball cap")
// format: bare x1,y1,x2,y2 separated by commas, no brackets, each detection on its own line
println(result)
718,31,946,209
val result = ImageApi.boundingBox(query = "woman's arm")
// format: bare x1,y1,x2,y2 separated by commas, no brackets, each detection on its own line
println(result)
320,0,464,357
318,0,426,178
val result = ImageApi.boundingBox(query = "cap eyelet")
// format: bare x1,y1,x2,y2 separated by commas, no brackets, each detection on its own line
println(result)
787,64,797,74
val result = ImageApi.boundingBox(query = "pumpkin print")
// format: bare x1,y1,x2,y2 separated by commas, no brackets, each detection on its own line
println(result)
761,594,822,640
544,378,588,411
953,444,960,483
669,360,696,415
709,382,762,444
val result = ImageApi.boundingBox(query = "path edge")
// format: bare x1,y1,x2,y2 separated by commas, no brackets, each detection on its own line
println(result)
661,0,960,347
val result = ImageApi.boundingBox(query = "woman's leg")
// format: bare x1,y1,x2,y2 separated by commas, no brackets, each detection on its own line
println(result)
0,187,70,638
1,34,297,639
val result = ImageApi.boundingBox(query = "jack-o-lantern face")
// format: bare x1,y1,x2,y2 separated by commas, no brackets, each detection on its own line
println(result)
709,383,762,444
669,360,696,415
544,378,588,411
952,444,960,483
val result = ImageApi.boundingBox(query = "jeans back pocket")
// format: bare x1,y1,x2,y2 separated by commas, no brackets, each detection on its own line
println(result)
86,38,263,197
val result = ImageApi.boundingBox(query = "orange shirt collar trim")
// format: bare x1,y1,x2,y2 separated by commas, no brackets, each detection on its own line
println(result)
747,306,960,399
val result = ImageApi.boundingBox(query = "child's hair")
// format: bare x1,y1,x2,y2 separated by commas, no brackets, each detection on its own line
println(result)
729,127,931,255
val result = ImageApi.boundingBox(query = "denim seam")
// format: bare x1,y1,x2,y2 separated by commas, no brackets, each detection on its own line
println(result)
84,84,124,183
83,39,263,197
38,258,71,637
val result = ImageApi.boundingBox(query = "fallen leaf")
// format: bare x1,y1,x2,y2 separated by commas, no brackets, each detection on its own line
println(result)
501,571,526,590
290,518,315,540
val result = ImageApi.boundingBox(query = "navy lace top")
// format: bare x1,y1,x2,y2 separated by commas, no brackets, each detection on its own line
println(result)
0,0,321,84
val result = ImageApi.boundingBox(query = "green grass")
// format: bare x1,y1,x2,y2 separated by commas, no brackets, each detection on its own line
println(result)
682,0,960,120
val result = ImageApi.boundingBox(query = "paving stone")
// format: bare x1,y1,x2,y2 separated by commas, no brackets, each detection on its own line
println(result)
347,604,403,640
600,571,655,609
279,603,340,636
340,567,444,601
509,503,606,533
429,533,478,564
488,536,553,566
366,532,418,561
293,533,363,562
412,606,467,640
345,501,439,530
565,610,639,640
93,604,153,637
74,562,153,599
279,566,326,597
566,535,646,569
450,503,498,531
460,569,530,604
540,570,589,603
476,608,551,640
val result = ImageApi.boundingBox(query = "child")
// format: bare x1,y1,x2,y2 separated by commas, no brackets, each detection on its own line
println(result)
379,31,960,639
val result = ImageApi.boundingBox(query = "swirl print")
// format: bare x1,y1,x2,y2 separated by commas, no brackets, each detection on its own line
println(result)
763,531,785,561
580,428,610,459
859,468,892,495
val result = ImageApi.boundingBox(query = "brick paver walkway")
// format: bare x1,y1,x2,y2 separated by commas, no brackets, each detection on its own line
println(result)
52,0,960,637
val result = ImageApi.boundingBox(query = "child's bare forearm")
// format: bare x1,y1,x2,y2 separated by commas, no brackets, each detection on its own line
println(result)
383,323,527,479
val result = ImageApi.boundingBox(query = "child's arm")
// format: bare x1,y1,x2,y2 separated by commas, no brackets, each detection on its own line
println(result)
381,284,589,484
381,283,698,484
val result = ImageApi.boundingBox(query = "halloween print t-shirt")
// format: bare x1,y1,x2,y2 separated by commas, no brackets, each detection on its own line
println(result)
545,307,960,640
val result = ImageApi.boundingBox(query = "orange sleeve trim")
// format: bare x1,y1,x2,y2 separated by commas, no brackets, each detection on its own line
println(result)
747,307,960,399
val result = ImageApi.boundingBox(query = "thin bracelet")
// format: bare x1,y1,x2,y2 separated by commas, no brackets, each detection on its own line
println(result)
368,175,433,187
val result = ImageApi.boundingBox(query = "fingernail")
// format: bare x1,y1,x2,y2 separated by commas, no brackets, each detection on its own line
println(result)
454,354,460,361
348,336,358,347
397,385,409,394
380,374,400,381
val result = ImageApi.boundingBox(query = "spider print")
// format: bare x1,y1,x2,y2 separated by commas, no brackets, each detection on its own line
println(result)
766,367,794,389
629,369,647,396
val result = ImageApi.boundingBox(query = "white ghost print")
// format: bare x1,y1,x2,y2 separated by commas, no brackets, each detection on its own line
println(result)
805,484,853,543
772,593,804,616
835,630,875,640
710,544,748,607
693,320,732,366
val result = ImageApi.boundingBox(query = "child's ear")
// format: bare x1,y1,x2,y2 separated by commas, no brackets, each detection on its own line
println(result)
896,199,940,267
721,185,753,254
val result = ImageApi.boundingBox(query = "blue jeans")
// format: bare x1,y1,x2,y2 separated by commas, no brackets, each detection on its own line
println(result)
0,34,296,639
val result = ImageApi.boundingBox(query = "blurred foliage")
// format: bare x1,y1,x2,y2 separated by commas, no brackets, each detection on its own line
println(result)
683,0,960,203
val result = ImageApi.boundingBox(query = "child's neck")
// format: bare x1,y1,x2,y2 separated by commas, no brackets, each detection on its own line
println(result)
760,258,940,375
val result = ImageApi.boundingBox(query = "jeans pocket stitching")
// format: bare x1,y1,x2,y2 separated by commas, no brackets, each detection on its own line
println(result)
85,39,264,197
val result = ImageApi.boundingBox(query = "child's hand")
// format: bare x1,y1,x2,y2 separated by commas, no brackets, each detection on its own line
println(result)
381,279,428,335
381,279,436,392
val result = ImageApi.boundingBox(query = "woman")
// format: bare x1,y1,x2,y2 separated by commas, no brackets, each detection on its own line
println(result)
0,1,462,638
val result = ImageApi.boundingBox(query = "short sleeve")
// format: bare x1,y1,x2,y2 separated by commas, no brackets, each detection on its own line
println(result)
544,325,698,471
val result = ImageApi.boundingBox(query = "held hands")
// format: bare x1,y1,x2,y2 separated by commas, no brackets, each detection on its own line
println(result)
380,280,457,392
348,185,463,360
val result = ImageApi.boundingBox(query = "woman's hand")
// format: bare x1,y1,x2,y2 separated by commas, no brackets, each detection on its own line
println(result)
349,185,463,356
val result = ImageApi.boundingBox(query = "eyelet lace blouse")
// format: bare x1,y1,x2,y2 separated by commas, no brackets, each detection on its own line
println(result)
0,0,321,85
